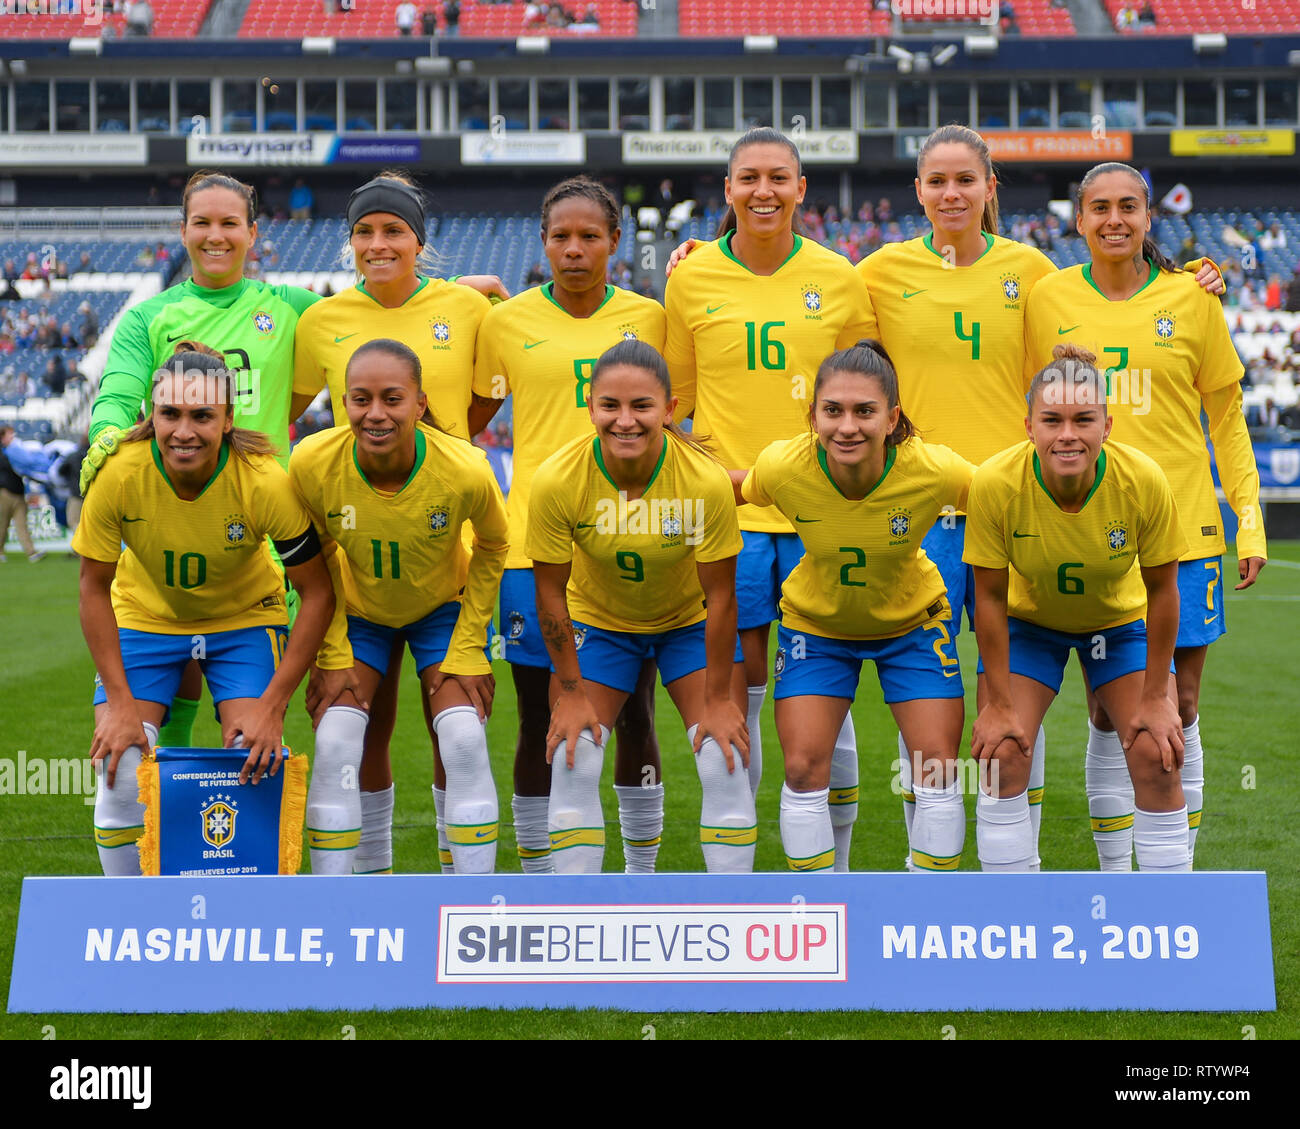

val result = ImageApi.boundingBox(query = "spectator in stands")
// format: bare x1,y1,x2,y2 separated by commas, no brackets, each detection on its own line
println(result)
609,259,633,288
396,1,417,35
443,0,460,34
1114,6,1138,31
525,1,546,25
124,0,154,37
580,2,599,25
0,278,19,303
526,262,548,286
60,321,79,348
54,259,68,280
77,250,93,272
135,244,156,268
289,178,315,221
0,425,43,563
1266,275,1283,311
1260,222,1288,251
421,7,439,35
1262,398,1281,429
44,356,68,397
876,197,893,223
1137,2,1156,28
882,221,904,244
78,301,99,348
19,253,40,281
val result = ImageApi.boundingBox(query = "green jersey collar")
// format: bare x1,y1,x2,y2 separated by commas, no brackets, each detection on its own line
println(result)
923,230,994,263
358,274,430,308
817,440,896,500
542,281,616,315
1082,258,1159,300
182,277,247,304
151,436,230,498
1033,447,1107,510
592,434,667,494
352,427,426,494
719,229,803,275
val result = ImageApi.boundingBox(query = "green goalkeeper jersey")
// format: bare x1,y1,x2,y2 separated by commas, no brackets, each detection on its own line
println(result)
90,278,320,467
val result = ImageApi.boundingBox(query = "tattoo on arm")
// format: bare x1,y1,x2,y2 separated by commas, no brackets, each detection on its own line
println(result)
539,610,574,655
558,678,580,693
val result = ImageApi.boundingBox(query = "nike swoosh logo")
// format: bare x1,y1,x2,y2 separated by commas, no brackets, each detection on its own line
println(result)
327,511,347,519
575,522,597,530
706,304,728,314
165,332,189,343
1204,614,1218,625
1012,531,1038,538
1057,325,1080,334
790,859,826,871
551,832,584,847
122,516,146,523
334,333,358,343
475,829,493,838
713,830,750,841
942,669,959,678
523,339,547,350
902,289,927,299
279,535,311,558
794,515,820,524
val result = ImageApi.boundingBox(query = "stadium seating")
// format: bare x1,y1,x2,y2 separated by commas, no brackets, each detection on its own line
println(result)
239,0,637,39
1103,0,1300,35
678,0,1071,38
0,0,208,40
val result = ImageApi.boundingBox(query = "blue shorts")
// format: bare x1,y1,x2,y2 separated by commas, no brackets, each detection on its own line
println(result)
92,624,287,710
568,619,743,694
499,567,550,669
737,530,805,630
348,601,487,676
922,517,973,637
1176,557,1226,648
977,617,1162,694
773,616,963,703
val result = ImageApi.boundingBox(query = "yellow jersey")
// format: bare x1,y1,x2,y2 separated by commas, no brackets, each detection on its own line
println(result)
857,233,1057,466
1024,261,1263,562
288,422,508,676
963,440,1187,634
73,439,310,634
472,283,666,570
292,276,489,439
664,232,878,533
526,432,743,633
742,435,975,639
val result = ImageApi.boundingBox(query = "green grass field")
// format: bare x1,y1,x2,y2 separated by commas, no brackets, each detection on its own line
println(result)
2,543,1297,1039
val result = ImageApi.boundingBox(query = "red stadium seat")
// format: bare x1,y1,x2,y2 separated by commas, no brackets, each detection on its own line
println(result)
239,0,637,39
0,0,206,39
1103,0,1300,35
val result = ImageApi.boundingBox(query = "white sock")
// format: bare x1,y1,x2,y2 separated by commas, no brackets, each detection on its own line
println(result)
432,786,454,873
1135,806,1191,872
434,705,498,874
828,714,859,872
691,725,757,873
1028,725,1046,853
615,782,663,874
354,784,395,874
976,788,1037,872
1182,715,1204,865
512,793,554,874
548,730,606,873
910,778,965,871
745,685,766,799
94,721,156,876
1086,720,1134,872
306,705,367,876
780,783,834,872
898,734,916,870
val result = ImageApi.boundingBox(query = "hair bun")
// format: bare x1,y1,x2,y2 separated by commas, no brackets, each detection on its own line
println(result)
1051,342,1097,365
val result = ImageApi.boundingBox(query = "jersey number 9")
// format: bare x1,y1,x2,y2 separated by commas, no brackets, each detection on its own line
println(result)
616,550,645,583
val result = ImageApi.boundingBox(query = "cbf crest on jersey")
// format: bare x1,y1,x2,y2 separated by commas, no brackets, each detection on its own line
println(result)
774,646,787,678
427,504,451,535
1000,272,1022,306
252,310,275,335
507,610,526,640
1105,520,1130,555
617,322,640,342
137,748,307,876
801,282,824,320
1154,309,1176,347
429,316,452,349
887,506,912,543
660,502,684,541
224,513,247,546
572,626,588,649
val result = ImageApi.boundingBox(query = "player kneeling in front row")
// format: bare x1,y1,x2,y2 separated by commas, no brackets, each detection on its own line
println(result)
293,339,508,875
965,345,1189,872
75,351,336,876
528,340,755,873
737,341,973,872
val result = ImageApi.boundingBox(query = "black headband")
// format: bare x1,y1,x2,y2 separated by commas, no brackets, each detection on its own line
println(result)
346,178,426,246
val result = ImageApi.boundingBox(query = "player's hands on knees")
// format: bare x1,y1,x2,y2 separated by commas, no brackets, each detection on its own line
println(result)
224,702,286,785
456,274,511,302
970,702,1031,763
306,663,367,728
1125,695,1185,773
89,705,151,790
693,697,750,773
664,238,702,277
429,669,496,723
1236,556,1266,590
546,687,603,769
